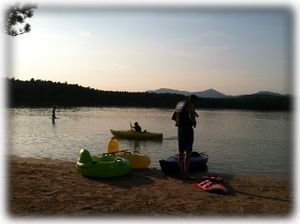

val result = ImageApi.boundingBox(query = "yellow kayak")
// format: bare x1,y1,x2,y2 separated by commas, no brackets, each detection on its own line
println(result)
110,129,163,140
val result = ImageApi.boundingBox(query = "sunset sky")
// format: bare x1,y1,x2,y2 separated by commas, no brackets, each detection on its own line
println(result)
4,1,295,95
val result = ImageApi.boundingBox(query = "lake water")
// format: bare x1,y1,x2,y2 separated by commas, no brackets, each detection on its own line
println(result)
6,107,293,178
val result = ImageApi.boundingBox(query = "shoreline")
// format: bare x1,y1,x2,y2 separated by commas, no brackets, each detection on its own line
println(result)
7,154,291,179
6,156,294,218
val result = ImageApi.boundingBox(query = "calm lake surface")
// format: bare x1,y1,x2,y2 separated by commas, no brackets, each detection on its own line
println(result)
6,107,293,178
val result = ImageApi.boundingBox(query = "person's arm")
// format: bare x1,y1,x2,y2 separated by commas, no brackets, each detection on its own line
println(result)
171,110,176,121
187,103,197,127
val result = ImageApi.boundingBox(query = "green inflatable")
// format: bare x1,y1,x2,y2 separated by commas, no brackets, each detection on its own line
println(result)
76,149,131,178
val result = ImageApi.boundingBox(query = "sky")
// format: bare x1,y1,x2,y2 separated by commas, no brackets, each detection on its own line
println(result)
4,2,295,95
0,1,299,224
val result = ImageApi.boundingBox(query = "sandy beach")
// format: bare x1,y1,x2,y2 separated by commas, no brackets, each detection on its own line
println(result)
6,155,294,220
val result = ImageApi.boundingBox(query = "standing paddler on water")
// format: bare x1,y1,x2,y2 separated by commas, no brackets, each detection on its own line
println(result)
172,94,198,180
52,105,58,119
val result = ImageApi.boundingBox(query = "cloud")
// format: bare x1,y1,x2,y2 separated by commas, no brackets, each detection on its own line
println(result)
77,30,91,38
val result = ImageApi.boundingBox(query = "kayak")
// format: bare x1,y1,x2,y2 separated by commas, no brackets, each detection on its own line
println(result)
159,151,208,175
76,149,131,178
107,139,151,169
110,129,163,140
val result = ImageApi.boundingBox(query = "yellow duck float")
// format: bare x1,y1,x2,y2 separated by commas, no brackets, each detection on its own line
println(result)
107,139,151,169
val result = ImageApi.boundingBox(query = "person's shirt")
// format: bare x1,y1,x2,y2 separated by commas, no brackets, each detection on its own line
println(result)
186,102,197,127
134,125,142,132
173,99,196,127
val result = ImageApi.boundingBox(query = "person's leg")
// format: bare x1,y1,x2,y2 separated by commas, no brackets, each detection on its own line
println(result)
178,152,185,176
178,127,185,176
184,150,192,176
183,127,195,179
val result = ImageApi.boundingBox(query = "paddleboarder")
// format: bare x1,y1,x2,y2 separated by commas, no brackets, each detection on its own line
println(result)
52,105,58,119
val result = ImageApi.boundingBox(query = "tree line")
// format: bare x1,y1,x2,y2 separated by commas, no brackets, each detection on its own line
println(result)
5,78,292,111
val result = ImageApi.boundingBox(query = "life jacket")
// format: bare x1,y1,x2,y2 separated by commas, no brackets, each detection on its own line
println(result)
175,99,193,127
192,180,228,194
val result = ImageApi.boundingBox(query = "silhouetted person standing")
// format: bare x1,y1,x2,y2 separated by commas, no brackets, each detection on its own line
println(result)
52,105,58,119
172,95,198,179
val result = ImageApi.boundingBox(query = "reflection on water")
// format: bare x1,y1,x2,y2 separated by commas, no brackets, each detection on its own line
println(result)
7,107,292,178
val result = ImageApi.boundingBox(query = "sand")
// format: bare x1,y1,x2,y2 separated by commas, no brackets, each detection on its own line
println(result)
5,156,295,220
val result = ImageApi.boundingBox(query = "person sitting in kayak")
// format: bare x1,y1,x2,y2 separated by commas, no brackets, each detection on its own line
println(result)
130,122,147,132
131,122,146,132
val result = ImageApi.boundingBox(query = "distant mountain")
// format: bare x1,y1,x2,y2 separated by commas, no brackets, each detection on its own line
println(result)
147,88,228,98
147,88,191,96
254,91,285,96
192,89,228,98
147,88,290,98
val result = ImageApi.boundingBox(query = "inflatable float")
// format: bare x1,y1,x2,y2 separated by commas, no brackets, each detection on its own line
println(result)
159,151,208,175
107,139,151,169
113,151,151,169
110,129,163,140
193,179,228,194
76,149,131,178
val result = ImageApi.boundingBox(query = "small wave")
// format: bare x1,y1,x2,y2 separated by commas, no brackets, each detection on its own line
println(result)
163,136,177,140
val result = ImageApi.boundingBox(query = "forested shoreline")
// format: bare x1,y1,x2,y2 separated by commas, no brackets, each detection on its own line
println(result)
6,78,292,111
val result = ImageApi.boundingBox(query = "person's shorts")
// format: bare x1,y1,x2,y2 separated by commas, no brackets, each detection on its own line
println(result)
177,126,194,153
